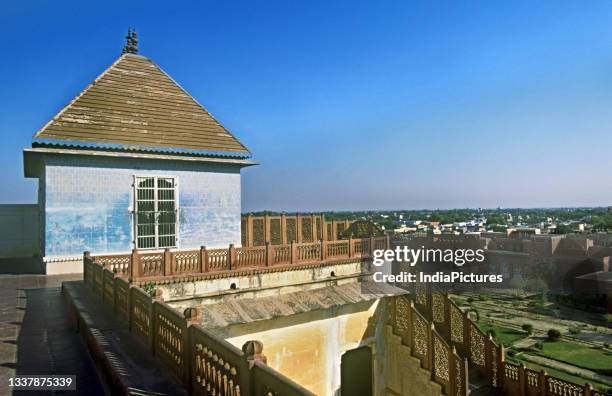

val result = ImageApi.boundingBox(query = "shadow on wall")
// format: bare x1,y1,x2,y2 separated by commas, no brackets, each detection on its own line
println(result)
0,257,44,275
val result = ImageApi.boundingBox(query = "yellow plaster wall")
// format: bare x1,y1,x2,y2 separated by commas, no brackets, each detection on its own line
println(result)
224,300,379,396
375,326,442,396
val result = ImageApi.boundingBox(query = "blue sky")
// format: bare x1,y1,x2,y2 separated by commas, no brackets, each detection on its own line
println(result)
2,1,612,211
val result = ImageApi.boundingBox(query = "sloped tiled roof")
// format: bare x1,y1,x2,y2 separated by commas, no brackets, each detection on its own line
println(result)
34,53,250,155
191,282,404,330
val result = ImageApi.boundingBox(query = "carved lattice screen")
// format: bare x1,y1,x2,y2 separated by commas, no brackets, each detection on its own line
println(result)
270,218,281,245
337,223,345,239
302,217,313,242
241,219,247,246
253,219,265,246
286,219,296,243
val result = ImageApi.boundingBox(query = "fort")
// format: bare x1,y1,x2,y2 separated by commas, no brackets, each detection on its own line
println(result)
6,32,610,396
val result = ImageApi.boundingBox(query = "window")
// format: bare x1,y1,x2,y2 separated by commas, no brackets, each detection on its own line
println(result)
134,176,178,249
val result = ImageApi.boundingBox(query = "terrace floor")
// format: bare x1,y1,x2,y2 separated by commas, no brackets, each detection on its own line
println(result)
0,274,104,395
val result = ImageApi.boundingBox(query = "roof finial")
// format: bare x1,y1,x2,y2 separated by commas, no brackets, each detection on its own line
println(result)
122,28,139,55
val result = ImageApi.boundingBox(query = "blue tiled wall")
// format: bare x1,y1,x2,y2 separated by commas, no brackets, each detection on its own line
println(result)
43,154,242,257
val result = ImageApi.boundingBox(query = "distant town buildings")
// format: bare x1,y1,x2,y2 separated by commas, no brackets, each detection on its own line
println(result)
393,231,612,313
388,212,593,236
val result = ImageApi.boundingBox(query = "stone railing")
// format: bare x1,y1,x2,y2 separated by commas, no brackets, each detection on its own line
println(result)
395,281,606,396
87,236,389,284
502,362,604,396
390,295,469,396
83,255,315,396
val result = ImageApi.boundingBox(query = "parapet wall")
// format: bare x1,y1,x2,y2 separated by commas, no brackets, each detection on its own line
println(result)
163,261,366,308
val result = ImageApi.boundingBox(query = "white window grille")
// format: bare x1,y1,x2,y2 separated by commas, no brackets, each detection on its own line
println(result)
134,176,178,249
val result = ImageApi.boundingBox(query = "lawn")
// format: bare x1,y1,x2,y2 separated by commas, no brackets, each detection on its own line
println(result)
477,320,527,347
533,341,612,376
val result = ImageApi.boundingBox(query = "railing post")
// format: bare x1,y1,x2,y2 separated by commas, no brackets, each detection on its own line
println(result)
112,273,118,311
264,214,270,245
246,214,253,247
486,335,493,387
184,307,200,326
321,240,327,261
348,235,354,258
369,236,375,256
151,290,163,354
538,370,547,396
290,241,297,264
242,340,267,368
229,244,236,270
163,248,173,276
463,311,471,363
200,245,208,273
449,346,457,396
461,357,469,396
386,233,391,249
407,299,413,346
152,288,164,301
332,221,338,241
128,286,134,332
321,214,327,241
265,241,271,267
280,213,287,245
130,249,140,281
498,344,505,390
83,251,91,283
183,307,200,393
311,214,317,242
443,293,452,339
519,363,526,396
296,213,302,243
427,323,434,372
101,269,107,302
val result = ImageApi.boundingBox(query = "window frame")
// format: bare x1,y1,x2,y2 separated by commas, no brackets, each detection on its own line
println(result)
132,175,180,250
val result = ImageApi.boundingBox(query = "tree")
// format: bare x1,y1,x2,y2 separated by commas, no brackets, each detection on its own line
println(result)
554,224,574,234
522,324,533,334
486,214,506,226
342,220,383,238
547,329,561,341
491,224,507,232
603,313,612,327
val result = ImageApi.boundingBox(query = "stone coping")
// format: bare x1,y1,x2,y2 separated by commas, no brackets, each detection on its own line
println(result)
62,281,189,396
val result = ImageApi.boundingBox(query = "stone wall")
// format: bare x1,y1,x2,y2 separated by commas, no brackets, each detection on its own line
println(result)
376,326,442,396
41,154,242,259
161,261,364,305
0,204,40,258
221,299,380,396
